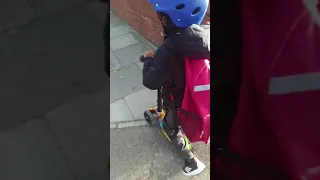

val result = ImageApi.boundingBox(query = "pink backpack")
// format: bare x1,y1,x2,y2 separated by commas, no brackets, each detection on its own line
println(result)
178,57,210,144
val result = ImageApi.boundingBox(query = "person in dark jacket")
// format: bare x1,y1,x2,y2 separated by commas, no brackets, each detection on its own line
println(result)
140,0,210,176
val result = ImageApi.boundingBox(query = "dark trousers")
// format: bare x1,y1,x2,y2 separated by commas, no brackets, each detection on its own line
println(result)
164,109,194,160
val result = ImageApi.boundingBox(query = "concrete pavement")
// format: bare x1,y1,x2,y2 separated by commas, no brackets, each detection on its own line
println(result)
0,1,108,180
111,127,210,180
110,10,158,129
110,12,211,179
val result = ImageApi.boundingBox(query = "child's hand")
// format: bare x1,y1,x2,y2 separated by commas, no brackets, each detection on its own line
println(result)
143,50,154,58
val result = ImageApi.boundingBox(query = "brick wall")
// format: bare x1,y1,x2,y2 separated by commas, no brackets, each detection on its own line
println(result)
111,0,210,46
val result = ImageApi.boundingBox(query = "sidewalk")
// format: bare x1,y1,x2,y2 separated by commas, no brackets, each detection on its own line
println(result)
110,11,158,129
110,12,210,180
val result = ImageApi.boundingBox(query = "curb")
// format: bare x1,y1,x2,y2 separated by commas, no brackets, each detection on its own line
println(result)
110,119,150,129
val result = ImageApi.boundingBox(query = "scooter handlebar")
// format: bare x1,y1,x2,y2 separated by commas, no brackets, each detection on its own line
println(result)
139,55,145,63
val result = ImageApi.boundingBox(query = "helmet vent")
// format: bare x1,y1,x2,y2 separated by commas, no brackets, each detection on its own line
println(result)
176,4,185,10
192,7,201,15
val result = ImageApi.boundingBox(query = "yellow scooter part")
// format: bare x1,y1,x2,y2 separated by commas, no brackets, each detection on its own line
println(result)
160,128,172,142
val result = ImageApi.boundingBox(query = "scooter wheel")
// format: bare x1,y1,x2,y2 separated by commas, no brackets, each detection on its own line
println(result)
144,110,157,124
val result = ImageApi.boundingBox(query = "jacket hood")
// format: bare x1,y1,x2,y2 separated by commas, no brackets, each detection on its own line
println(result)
163,24,210,59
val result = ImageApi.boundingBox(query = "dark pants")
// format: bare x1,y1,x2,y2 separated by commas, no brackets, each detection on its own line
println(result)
165,109,194,160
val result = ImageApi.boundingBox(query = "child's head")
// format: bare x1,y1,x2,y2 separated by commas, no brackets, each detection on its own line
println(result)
148,0,209,35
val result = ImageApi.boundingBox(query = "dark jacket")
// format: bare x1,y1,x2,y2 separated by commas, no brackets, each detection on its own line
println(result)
141,24,210,108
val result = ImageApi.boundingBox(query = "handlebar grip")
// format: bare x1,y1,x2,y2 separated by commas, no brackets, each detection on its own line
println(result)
139,55,145,62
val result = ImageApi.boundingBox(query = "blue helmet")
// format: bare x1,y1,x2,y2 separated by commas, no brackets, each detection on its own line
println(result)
148,0,209,28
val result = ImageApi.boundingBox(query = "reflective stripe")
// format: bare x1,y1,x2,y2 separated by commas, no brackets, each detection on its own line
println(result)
194,84,210,92
269,72,320,95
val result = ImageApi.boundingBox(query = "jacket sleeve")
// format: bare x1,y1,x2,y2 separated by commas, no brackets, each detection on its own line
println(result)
142,45,174,90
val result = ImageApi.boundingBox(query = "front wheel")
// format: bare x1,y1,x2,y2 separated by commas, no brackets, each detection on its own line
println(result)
144,110,158,124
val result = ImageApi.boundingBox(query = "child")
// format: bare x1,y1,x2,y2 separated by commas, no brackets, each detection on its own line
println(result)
140,0,210,176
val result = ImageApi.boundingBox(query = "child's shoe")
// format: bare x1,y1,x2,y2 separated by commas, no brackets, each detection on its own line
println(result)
182,157,206,176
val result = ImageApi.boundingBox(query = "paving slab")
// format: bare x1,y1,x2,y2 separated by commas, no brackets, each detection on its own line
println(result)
110,33,139,51
46,91,109,180
110,126,210,180
0,0,35,31
110,24,131,39
130,29,158,51
110,11,124,26
0,119,74,180
110,64,144,102
110,99,134,122
110,50,121,71
113,43,147,67
124,88,157,120
0,6,107,130
136,61,144,69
